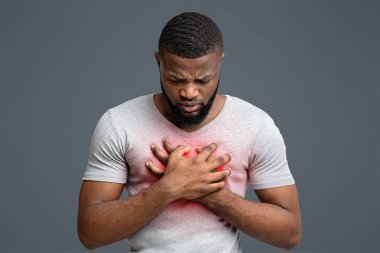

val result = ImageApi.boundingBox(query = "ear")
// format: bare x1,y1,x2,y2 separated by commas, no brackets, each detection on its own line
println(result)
218,52,225,66
154,51,160,67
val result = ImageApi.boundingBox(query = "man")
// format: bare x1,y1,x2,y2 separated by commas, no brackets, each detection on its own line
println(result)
78,12,301,252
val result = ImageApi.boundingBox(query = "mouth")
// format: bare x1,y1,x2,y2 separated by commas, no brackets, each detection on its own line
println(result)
179,103,202,113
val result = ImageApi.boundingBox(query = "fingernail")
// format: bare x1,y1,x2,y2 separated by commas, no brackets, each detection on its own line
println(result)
151,144,155,149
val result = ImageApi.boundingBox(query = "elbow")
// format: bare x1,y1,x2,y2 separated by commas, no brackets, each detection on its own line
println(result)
282,226,301,250
78,230,97,250
282,234,301,250
80,241,97,251
281,212,302,250
77,223,100,250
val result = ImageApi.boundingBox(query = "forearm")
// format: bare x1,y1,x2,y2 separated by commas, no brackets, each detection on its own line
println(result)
78,180,175,249
198,188,301,249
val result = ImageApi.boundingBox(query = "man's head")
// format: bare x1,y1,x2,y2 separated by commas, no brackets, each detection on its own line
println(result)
158,12,223,58
155,12,224,125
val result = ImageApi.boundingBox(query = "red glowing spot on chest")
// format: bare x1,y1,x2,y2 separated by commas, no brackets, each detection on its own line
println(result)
182,149,199,159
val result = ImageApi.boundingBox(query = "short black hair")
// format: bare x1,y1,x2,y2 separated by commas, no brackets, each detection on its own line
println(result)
158,12,223,59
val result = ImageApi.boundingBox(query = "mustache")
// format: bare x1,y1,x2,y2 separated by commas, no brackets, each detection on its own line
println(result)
159,79,219,125
179,101,202,106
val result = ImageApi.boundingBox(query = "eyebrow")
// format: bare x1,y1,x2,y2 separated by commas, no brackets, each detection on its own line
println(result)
166,73,214,80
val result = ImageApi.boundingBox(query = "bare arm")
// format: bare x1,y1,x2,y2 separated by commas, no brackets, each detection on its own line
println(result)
77,180,174,249
77,144,231,249
196,185,301,249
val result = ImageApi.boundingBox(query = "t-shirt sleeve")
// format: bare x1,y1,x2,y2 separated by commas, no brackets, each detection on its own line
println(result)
82,110,127,184
248,114,295,189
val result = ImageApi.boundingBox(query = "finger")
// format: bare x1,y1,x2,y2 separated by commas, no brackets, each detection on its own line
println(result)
196,147,203,153
162,137,176,153
145,161,165,176
207,181,225,193
196,143,217,161
150,144,169,164
209,153,231,170
171,145,191,159
207,169,231,183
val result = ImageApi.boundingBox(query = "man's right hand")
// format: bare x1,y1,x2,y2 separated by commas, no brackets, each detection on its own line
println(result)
146,139,232,201
78,139,231,249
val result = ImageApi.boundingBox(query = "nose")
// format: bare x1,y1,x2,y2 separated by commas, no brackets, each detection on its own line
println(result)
180,82,199,100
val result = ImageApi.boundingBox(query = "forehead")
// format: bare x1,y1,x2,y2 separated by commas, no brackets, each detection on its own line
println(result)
160,51,222,77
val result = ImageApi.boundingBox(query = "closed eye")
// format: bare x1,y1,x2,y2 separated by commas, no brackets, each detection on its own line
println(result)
169,79,210,84
197,79,210,84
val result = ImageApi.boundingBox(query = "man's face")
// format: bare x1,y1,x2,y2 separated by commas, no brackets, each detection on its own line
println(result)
155,51,223,125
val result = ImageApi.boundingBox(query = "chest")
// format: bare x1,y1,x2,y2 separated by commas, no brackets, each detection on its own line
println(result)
123,125,253,196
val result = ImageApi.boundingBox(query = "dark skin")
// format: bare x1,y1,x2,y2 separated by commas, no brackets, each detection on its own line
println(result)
155,50,226,132
77,50,301,250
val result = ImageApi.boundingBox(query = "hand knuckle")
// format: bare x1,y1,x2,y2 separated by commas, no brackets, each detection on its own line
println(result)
194,156,202,163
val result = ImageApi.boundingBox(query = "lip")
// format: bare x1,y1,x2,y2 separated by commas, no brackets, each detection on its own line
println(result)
180,101,200,106
179,103,201,113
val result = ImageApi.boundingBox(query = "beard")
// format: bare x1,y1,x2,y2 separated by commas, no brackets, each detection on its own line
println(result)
160,80,219,125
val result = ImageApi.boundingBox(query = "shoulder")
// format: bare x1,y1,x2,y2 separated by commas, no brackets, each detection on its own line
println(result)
226,95,272,125
95,94,153,135
107,93,153,122
108,94,152,116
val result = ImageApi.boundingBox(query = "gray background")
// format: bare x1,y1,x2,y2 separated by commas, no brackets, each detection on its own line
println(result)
1,0,379,252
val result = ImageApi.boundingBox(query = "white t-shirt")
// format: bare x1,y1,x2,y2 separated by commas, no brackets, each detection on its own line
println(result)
83,94,295,252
